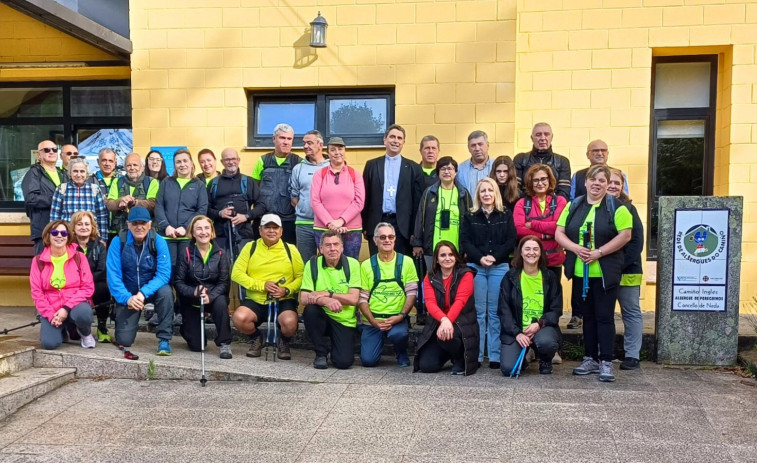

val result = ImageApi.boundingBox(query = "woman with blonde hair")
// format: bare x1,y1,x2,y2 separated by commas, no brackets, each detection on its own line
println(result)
460,177,517,369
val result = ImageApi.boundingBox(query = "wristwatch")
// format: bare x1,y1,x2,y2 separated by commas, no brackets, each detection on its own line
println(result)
284,288,291,296
328,291,334,298
400,313,408,320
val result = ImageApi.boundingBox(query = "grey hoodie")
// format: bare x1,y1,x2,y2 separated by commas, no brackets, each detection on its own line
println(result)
289,156,330,224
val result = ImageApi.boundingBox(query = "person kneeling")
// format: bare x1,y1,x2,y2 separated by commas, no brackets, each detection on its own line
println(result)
107,207,174,358
31,220,96,350
300,231,361,369
174,216,233,359
499,236,562,376
231,214,304,360
413,241,479,376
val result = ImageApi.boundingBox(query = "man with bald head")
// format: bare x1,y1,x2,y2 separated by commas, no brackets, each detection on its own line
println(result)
514,123,571,199
59,144,78,173
207,147,263,253
106,153,159,234
570,139,628,200
22,140,70,254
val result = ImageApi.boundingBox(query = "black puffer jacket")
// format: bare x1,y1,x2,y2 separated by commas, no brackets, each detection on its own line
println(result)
621,201,644,276
22,164,69,240
413,265,479,376
498,267,562,344
173,241,230,305
460,208,517,266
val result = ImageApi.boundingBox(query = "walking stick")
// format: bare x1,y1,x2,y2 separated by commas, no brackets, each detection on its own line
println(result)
582,222,592,300
1,316,41,335
272,297,279,362
199,285,207,387
509,346,527,378
265,299,272,361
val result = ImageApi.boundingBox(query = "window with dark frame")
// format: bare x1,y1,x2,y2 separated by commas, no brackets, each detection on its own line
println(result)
0,80,131,211
247,88,394,148
648,55,717,260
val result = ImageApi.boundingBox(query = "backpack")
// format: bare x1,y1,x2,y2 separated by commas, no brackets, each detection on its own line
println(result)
185,245,223,265
369,253,405,295
118,176,152,198
248,239,295,278
524,195,558,220
308,255,351,287
209,175,248,200
118,229,158,257
318,165,357,184
58,182,99,197
567,195,618,235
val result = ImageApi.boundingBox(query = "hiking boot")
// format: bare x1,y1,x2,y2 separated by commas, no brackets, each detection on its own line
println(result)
552,352,562,364
567,316,583,329
539,360,553,375
219,343,233,359
599,360,616,382
80,333,96,349
277,336,292,360
96,328,112,343
573,356,600,375
620,357,640,370
246,333,263,358
488,361,500,370
397,351,410,367
415,313,426,326
313,355,328,370
157,339,172,356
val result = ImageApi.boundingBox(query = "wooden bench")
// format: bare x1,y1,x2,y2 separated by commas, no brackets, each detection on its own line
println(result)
0,236,35,276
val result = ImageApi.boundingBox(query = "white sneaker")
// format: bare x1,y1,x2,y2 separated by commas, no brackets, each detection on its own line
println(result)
552,352,562,364
80,334,96,349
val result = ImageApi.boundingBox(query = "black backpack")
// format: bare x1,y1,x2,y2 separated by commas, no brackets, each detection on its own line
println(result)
118,229,158,257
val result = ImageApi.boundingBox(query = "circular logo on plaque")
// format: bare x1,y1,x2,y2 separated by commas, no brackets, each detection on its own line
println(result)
683,224,719,258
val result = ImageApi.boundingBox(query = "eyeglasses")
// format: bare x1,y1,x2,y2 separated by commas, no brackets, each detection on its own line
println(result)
63,151,79,156
589,149,608,153
147,157,162,162
377,234,396,241
532,177,549,184
438,166,455,173
221,158,239,163
39,147,57,153
50,229,69,237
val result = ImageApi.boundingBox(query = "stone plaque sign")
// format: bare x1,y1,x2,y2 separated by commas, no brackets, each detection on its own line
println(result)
672,209,729,312
656,196,742,366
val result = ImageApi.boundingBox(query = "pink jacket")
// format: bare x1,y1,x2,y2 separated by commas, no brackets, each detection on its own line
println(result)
30,244,94,321
512,195,567,267
310,165,365,231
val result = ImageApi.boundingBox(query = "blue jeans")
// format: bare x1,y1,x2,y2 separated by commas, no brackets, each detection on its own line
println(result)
313,230,363,259
469,262,508,363
617,285,643,360
359,321,409,367
39,302,93,350
296,225,317,263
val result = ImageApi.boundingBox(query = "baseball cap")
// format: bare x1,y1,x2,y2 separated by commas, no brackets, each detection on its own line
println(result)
261,213,282,227
326,137,346,146
127,206,151,223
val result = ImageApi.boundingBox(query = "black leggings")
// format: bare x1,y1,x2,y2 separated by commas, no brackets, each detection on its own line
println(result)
179,296,232,350
93,280,111,328
572,277,618,362
416,324,464,373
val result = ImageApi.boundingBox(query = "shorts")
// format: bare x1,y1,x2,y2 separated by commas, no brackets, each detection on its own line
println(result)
240,298,298,327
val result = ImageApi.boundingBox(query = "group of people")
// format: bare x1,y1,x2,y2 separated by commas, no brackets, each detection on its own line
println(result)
23,120,644,382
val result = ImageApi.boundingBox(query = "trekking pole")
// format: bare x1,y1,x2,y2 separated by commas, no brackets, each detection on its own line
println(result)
582,221,592,300
199,285,207,387
265,299,272,361
509,346,527,378
272,277,285,362
1,316,41,335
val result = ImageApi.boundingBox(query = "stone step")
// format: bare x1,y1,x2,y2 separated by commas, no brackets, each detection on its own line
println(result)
0,367,76,420
0,346,35,376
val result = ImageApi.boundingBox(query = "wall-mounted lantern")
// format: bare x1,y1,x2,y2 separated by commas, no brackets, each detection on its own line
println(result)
310,12,328,48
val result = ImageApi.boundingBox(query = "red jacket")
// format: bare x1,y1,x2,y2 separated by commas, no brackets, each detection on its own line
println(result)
512,195,567,267
30,244,94,321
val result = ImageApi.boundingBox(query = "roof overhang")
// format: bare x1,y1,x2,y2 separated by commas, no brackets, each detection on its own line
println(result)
1,0,132,62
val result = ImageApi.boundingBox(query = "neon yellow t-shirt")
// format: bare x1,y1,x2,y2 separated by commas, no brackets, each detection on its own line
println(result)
557,201,633,277
422,167,435,176
521,271,544,330
176,177,192,189
434,187,460,250
47,168,61,187
107,177,159,200
50,254,68,289
251,155,288,181
360,253,418,319
301,256,361,328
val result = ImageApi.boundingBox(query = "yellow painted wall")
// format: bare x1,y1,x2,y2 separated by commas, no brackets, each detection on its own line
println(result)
0,3,128,305
128,0,519,174
514,1,757,313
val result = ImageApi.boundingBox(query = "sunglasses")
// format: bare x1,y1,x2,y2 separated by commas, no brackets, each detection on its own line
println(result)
64,151,79,156
50,229,69,237
334,171,341,185
39,147,57,153
377,234,396,241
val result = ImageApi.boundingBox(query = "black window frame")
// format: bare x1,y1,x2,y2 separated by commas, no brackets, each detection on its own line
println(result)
647,55,717,260
0,80,131,212
247,88,395,148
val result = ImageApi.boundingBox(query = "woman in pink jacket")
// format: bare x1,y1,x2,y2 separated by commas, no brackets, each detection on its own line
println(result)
30,220,96,350
512,164,567,284
310,137,365,259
